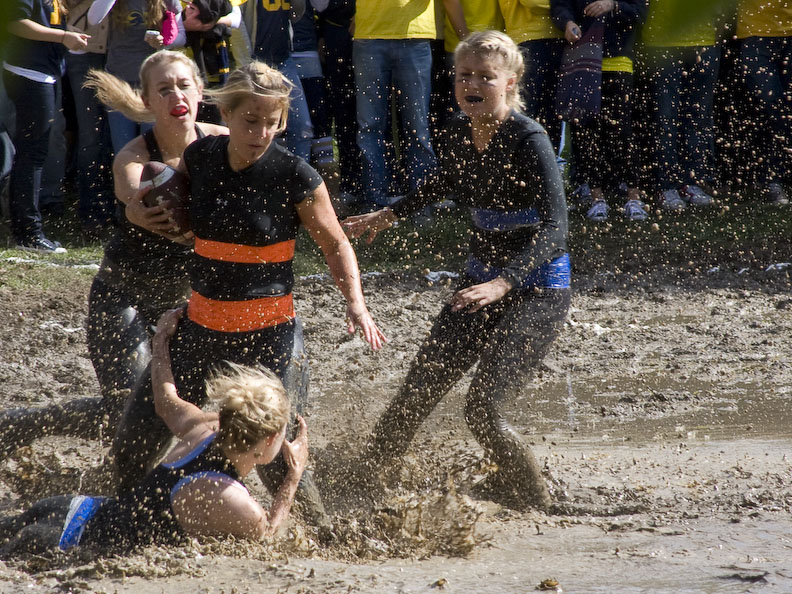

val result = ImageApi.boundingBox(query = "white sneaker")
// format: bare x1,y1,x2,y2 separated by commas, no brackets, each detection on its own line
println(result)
679,184,713,207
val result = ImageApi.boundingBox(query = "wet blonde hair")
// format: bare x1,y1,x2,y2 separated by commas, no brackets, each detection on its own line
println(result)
83,50,202,123
454,30,526,112
207,363,290,455
203,61,293,132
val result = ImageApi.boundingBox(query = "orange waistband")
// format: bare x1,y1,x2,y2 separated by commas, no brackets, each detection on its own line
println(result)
188,292,294,332
194,238,295,264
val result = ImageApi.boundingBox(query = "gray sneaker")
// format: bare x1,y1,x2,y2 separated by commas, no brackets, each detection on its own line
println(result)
765,183,789,205
680,184,713,207
586,199,609,221
623,199,649,221
660,189,687,211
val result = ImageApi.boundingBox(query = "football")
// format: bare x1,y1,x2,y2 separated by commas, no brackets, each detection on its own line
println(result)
139,161,192,234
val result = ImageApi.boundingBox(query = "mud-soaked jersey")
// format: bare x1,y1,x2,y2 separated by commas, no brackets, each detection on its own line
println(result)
67,433,242,549
182,135,322,333
391,110,569,289
101,127,201,303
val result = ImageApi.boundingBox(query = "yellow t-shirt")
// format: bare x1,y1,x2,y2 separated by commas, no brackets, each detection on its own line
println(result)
444,0,504,52
355,0,438,40
737,0,792,38
498,0,562,44
642,0,717,47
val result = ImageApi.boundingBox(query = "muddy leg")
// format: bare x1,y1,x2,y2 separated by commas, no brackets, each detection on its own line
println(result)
0,396,125,461
364,305,484,467
464,289,570,511
111,370,173,493
0,495,72,553
257,319,332,535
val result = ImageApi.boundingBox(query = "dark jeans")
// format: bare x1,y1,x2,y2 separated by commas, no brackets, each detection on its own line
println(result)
366,286,571,509
571,71,636,191
740,35,792,186
66,52,115,228
322,20,361,194
647,45,721,191
520,38,565,151
3,71,58,241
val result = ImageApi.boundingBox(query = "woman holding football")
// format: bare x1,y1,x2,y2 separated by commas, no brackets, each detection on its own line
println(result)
111,60,385,532
0,51,223,457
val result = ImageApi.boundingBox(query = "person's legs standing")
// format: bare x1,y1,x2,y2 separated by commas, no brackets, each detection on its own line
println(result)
66,52,114,233
3,71,56,245
354,39,393,206
392,40,436,193
278,57,314,162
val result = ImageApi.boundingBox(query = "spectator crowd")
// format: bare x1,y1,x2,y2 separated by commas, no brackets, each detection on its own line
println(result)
1,0,791,252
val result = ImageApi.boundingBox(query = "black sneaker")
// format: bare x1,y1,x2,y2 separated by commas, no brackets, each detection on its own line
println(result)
16,235,67,254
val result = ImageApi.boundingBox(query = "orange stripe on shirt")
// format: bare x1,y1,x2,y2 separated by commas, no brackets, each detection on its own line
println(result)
188,292,294,333
194,238,296,264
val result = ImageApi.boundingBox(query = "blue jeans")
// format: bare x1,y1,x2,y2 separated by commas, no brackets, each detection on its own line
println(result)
278,57,313,163
3,70,57,241
353,39,436,205
107,109,150,154
740,36,792,185
66,52,115,227
648,45,720,191
520,38,564,151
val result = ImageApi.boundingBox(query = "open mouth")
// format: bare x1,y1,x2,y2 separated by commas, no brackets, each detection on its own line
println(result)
170,105,188,117
465,95,484,103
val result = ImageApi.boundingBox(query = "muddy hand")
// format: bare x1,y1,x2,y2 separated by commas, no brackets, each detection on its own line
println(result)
282,415,309,477
343,209,397,244
154,307,184,340
345,303,388,350
451,277,512,313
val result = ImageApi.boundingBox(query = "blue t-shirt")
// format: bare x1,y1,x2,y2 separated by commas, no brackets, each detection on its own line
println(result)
5,0,66,77
254,0,292,66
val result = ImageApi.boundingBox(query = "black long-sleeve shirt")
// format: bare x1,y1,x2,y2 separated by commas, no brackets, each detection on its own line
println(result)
392,111,568,289
550,0,647,59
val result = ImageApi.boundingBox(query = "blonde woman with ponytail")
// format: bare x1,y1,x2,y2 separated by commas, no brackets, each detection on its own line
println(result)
112,61,385,536
0,307,305,555
0,50,228,469
87,0,186,151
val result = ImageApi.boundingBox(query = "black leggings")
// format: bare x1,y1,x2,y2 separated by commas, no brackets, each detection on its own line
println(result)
0,495,72,556
367,287,571,508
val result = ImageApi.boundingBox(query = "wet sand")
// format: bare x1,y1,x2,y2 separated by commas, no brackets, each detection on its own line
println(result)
0,261,791,592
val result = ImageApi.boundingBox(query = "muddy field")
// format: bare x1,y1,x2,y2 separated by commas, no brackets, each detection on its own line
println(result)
0,249,791,593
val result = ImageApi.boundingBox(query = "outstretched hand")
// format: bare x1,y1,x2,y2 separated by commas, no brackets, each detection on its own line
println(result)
345,302,388,350
281,415,309,478
450,277,513,313
342,209,398,244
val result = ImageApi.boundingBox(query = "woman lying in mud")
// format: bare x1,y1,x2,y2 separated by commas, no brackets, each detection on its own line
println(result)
0,308,307,555
0,50,227,459
343,30,569,511
111,61,385,532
